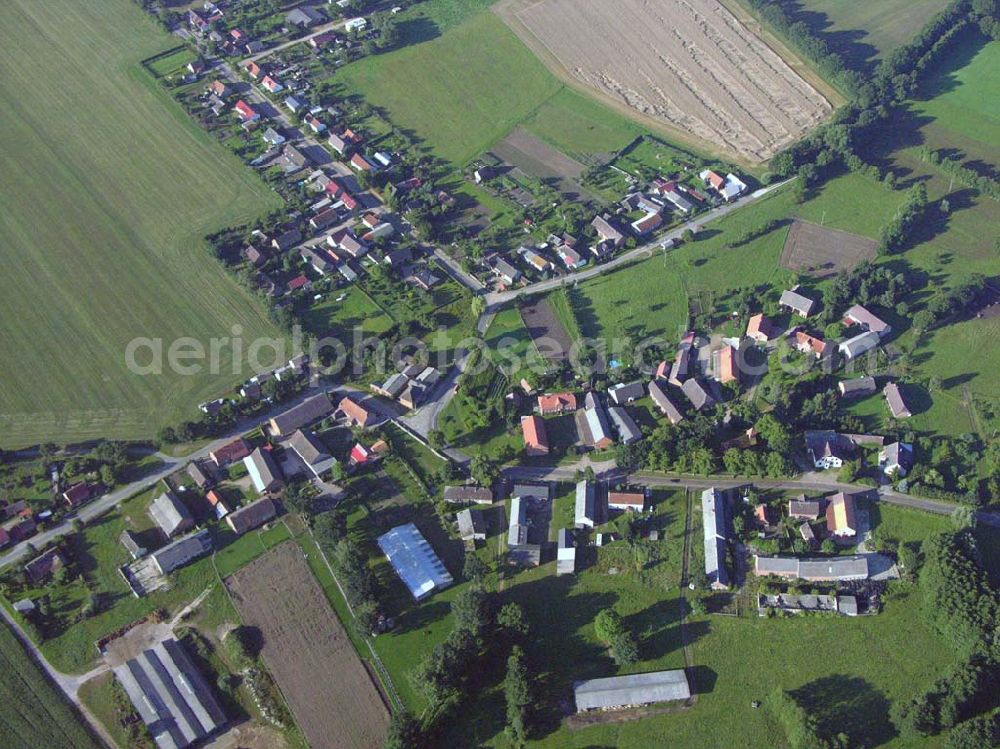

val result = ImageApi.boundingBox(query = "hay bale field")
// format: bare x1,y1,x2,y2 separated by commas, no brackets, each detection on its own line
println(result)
499,0,833,162
0,0,284,448
226,542,390,749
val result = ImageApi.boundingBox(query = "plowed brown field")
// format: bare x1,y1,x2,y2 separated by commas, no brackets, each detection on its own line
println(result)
499,0,832,162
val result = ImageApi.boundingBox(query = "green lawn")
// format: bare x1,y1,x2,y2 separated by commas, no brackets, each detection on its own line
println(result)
520,87,646,160
300,286,394,340
0,621,103,749
0,0,285,448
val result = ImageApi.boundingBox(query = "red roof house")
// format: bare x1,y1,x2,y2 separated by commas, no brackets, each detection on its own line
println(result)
537,392,577,415
521,415,549,457
235,99,259,122
210,437,252,466
63,482,93,508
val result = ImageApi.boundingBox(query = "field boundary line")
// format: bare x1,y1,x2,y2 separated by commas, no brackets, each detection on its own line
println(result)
304,526,404,713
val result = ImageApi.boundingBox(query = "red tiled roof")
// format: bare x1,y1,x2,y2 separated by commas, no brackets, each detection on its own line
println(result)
287,274,309,290
719,345,738,383
521,415,548,450
537,392,576,413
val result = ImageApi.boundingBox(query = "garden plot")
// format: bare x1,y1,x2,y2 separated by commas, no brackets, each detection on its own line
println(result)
499,0,832,162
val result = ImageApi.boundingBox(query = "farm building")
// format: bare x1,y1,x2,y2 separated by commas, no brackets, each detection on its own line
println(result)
754,555,869,581
120,530,147,560
779,288,817,317
608,406,642,444
112,637,227,749
338,396,375,427
681,378,715,411
575,480,596,527
457,508,488,541
226,497,277,535
286,429,336,478
25,548,65,584
269,393,334,436
149,491,194,538
838,376,877,398
507,497,541,567
608,491,646,512
377,523,454,601
839,331,880,361
574,670,691,712
537,392,577,415
717,344,738,383
746,313,779,342
580,393,614,449
557,528,576,575
884,383,912,419
243,448,283,494
788,498,821,519
843,305,891,337
608,381,645,405
701,488,729,590
186,461,211,489
150,529,213,575
443,486,494,504
648,380,684,424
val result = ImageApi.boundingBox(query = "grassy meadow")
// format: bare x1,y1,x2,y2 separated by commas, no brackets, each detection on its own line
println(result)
0,0,284,448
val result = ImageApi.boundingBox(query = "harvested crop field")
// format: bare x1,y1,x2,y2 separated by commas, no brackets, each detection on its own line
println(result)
491,128,598,202
520,298,574,362
499,0,832,162
226,542,389,749
780,220,878,278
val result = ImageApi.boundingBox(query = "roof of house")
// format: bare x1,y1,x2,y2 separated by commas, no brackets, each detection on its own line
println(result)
244,447,282,493
25,548,64,583
227,497,277,535
270,393,333,435
113,637,226,749
838,376,877,396
574,670,691,712
538,392,577,412
287,430,336,476
508,496,529,546
794,331,827,356
608,381,645,404
884,382,912,418
186,462,210,487
210,437,251,465
609,491,646,508
521,415,549,451
443,486,494,504
149,491,194,537
151,529,213,574
827,491,858,534
844,304,890,335
456,508,487,539
838,330,880,360
682,378,715,410
779,288,817,316
648,380,684,424
747,313,779,340
575,481,596,525
338,396,373,425
583,402,613,447
377,523,454,600
63,482,93,506
788,499,821,518
718,345,738,383
608,406,642,444
882,441,914,469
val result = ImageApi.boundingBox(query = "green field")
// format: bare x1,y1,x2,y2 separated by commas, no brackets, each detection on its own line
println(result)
0,621,102,749
0,0,285,448
776,0,952,65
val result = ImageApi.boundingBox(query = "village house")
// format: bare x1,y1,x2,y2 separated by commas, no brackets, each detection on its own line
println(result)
609,405,643,444
491,258,521,286
700,169,747,201
793,331,827,358
63,482,93,509
702,488,729,589
579,392,614,450
457,508,488,541
609,491,646,512
287,429,337,478
261,75,283,93
243,244,268,268
270,393,334,436
537,392,576,415
592,215,625,248
287,6,325,27
681,378,715,411
879,441,914,477
149,491,194,538
227,497,277,535
884,382,912,419
521,415,549,456
262,127,286,146
286,274,310,294
234,99,259,122
718,344,738,383
243,447,283,494
186,461,211,489
788,497,822,519
25,548,65,584
839,330,880,361
746,313,779,343
209,79,231,98
338,396,375,427
608,381,645,405
518,246,552,273
805,431,853,469
779,288,817,317
843,304,891,337
209,437,251,467
557,528,576,575
826,492,858,537
648,380,685,424
443,486,494,504
271,228,302,252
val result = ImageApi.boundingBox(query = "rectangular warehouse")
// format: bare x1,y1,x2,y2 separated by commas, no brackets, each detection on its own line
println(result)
377,523,454,601
112,637,226,749
574,669,691,712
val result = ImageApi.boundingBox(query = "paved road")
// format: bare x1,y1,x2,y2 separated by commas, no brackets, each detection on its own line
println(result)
433,247,484,292
241,19,344,64
484,179,794,308
501,463,1000,524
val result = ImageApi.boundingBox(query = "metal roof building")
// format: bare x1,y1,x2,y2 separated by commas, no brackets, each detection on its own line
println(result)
243,447,283,494
557,528,576,575
286,429,337,478
151,529,213,575
574,670,691,712
457,508,487,541
377,523,454,601
508,496,529,546
608,406,642,444
113,637,226,749
701,488,729,589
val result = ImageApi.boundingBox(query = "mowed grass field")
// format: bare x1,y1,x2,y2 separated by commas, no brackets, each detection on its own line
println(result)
0,0,284,448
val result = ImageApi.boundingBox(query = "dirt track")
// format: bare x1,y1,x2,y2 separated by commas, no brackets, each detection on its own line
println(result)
499,0,831,162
